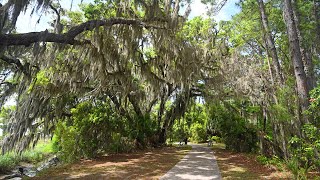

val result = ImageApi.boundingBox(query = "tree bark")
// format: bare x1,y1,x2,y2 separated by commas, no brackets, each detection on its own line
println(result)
283,0,310,123
158,91,188,144
172,0,180,19
292,0,315,90
165,0,172,14
0,18,165,46
0,55,29,75
257,0,284,84
279,122,288,159
314,0,320,53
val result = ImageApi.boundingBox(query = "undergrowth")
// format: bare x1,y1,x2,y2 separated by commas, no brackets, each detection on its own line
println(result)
0,140,54,173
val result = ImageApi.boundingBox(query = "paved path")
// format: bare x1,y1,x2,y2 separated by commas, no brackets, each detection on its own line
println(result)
160,144,222,180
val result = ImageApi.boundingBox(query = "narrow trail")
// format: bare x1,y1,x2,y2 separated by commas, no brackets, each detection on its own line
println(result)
160,144,222,180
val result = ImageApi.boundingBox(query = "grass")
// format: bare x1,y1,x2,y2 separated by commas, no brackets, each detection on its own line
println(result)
0,152,18,173
33,145,191,179
0,140,54,174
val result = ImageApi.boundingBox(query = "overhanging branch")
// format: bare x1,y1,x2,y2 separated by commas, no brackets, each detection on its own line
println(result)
0,18,166,46
0,55,29,75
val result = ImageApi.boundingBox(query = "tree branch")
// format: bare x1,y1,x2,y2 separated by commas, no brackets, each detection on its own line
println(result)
0,18,166,46
128,93,143,117
0,55,29,75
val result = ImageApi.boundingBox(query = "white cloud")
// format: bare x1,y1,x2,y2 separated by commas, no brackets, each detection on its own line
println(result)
214,0,240,22
16,0,91,33
16,8,50,33
189,0,240,22
189,0,208,18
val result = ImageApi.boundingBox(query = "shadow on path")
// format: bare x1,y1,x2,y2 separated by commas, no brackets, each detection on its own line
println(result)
161,144,222,180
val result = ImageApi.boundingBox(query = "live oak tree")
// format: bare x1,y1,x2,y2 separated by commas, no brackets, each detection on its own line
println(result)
0,0,218,153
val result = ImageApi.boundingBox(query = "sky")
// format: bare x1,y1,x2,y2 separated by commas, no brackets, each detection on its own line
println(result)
15,0,92,33
189,0,240,21
15,0,240,33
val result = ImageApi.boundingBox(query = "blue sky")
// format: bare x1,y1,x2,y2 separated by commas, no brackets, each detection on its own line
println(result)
16,0,92,33
189,0,240,21
15,0,240,33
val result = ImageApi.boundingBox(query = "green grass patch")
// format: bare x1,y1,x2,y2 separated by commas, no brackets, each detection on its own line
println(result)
168,143,193,150
211,143,226,150
256,155,285,171
0,152,19,173
0,140,55,173
177,145,193,150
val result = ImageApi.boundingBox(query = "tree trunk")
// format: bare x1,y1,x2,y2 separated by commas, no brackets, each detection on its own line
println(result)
292,0,315,90
314,0,320,54
283,0,310,124
257,0,284,84
262,104,267,132
158,128,167,144
165,0,172,14
279,122,288,159
158,91,188,144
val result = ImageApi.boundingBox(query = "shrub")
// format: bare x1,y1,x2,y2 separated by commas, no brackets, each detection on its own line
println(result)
107,134,135,153
288,124,320,179
190,122,207,143
286,157,308,180
52,100,138,162
20,151,43,163
52,121,82,162
257,155,284,171
210,136,221,143
256,155,269,165
221,116,258,153
207,102,258,153
0,141,54,173
0,153,18,173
